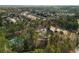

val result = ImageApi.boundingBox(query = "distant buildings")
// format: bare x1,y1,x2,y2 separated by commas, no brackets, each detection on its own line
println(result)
21,11,37,20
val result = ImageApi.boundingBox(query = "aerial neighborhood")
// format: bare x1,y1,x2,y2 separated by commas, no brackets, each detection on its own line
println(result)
0,6,79,53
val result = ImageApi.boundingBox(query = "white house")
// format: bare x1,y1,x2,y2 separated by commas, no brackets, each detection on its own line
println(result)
50,26,69,35
50,26,56,32
27,15,37,20
7,17,16,23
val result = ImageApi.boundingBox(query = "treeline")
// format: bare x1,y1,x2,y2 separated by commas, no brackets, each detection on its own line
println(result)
0,17,77,53
54,16,79,31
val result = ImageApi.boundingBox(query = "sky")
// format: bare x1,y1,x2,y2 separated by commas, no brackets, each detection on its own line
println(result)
0,0,79,5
